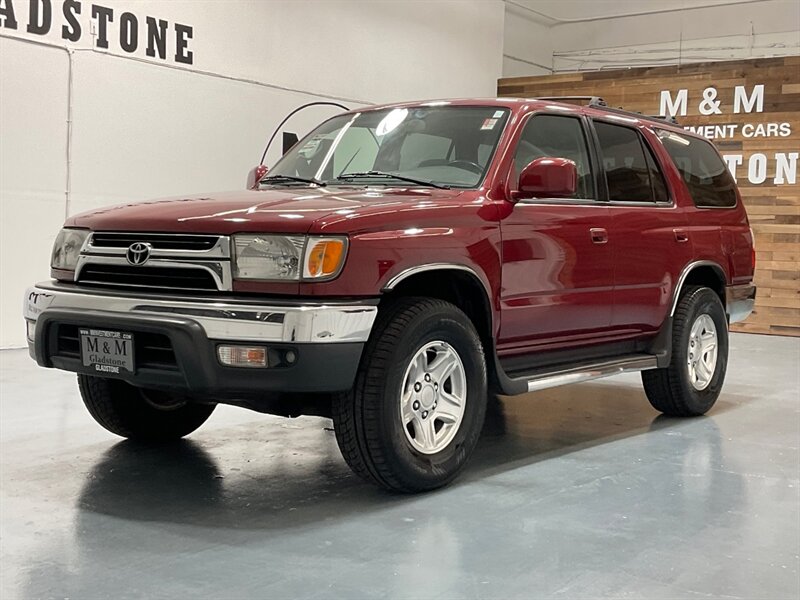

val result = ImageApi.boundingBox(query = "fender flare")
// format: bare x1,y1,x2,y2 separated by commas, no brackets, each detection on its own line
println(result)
669,260,728,316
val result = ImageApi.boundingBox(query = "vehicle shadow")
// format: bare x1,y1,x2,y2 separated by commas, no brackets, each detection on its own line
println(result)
75,380,745,533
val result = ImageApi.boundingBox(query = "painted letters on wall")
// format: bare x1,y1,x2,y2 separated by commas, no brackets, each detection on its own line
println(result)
0,0,194,64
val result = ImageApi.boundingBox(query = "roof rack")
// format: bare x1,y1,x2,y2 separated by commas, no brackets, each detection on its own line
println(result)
535,96,608,107
594,105,680,126
645,114,680,125
533,97,680,126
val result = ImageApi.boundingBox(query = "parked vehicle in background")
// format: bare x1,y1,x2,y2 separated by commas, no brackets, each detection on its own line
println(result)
24,97,755,492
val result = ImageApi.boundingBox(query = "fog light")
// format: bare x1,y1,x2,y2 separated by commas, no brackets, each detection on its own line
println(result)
217,345,268,368
26,320,36,342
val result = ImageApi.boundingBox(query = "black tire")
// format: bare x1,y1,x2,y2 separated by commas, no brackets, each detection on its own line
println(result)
78,375,215,440
642,286,728,416
332,297,487,493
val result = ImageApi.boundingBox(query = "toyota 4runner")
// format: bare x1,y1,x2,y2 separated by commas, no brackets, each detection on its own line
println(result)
24,98,756,492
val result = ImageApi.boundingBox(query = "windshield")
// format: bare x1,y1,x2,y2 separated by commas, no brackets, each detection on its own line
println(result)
265,105,510,188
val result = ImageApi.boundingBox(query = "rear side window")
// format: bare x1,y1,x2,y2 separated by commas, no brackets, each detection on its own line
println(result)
594,121,668,203
657,130,737,207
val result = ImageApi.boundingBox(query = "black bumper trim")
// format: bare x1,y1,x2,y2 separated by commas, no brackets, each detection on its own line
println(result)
32,308,364,398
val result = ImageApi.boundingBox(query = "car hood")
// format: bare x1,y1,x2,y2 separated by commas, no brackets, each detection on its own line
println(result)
65,187,467,234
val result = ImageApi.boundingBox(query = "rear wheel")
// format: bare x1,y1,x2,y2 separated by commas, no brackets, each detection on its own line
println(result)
642,286,728,416
78,375,215,440
332,297,487,493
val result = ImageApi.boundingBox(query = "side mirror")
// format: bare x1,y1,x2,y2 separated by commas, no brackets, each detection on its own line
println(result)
247,164,269,190
514,157,577,201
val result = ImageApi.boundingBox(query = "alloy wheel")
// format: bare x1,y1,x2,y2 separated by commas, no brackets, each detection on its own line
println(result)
400,341,467,454
687,313,718,391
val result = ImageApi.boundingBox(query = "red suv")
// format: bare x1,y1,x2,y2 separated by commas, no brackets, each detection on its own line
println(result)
24,98,756,492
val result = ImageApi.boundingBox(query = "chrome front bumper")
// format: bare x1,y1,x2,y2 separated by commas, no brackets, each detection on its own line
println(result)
24,282,378,344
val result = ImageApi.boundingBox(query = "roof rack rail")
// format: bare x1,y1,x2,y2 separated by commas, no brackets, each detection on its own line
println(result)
645,114,680,125
533,96,681,126
535,96,608,107
592,104,680,126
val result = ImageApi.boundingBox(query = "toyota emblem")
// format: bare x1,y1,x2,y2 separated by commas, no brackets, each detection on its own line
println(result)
126,242,152,266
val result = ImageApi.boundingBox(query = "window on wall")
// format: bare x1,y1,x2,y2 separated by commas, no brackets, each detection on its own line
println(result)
513,115,594,199
594,121,669,203
657,130,737,207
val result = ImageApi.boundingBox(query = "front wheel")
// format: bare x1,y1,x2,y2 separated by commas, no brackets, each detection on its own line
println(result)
332,297,487,493
78,375,216,440
642,286,729,416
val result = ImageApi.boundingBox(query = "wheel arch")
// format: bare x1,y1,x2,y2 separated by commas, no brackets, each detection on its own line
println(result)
670,260,728,316
381,264,494,350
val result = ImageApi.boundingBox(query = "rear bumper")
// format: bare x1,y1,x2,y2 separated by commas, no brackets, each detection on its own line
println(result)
24,282,378,398
726,283,756,324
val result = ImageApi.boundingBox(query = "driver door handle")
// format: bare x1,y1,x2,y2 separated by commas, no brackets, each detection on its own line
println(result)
590,228,609,245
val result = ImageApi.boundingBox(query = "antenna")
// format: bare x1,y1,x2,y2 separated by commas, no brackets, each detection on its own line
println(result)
259,101,350,165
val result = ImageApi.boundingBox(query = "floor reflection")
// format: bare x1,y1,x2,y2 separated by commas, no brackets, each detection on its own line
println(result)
22,382,758,599
74,382,743,531
6,333,796,599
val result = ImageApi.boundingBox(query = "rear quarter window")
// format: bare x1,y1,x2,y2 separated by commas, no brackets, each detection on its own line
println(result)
657,130,738,208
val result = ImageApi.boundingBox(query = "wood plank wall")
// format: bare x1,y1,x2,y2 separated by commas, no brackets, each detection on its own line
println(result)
498,56,800,336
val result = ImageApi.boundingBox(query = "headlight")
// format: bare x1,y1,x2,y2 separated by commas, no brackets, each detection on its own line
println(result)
232,234,347,281
50,228,89,271
233,235,305,280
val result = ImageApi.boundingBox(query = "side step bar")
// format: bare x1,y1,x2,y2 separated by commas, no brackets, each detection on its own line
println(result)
494,353,659,396
523,354,658,392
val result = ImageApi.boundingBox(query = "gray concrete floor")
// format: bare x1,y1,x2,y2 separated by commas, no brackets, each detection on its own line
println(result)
1,332,798,600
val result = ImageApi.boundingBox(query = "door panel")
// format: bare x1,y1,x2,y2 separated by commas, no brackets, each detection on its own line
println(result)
591,121,692,334
498,202,614,353
609,206,691,332
497,113,614,354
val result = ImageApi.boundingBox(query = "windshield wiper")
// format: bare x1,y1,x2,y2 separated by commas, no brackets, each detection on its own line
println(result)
335,171,450,189
260,174,326,187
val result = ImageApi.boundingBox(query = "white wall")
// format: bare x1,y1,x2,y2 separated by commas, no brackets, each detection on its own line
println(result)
0,0,505,347
502,3,552,76
503,0,800,76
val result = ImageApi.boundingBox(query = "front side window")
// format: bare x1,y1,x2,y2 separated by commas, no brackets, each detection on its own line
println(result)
657,130,737,207
513,115,594,199
267,106,510,189
594,121,664,203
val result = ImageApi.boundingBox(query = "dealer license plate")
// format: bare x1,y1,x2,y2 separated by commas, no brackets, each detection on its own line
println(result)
80,328,135,375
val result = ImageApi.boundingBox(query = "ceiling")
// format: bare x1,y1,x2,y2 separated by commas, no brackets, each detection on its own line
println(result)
505,0,766,23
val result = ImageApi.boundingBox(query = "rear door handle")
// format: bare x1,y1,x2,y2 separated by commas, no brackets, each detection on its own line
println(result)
590,228,608,245
674,228,689,243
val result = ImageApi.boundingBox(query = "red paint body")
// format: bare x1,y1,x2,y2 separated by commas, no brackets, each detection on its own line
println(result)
63,99,754,357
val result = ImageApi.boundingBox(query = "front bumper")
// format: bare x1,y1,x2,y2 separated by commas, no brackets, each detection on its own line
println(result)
24,282,378,398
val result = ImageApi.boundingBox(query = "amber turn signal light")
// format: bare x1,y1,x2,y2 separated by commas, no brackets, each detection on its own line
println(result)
303,238,347,279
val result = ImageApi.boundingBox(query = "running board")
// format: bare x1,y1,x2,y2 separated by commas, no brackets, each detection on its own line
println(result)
498,354,659,395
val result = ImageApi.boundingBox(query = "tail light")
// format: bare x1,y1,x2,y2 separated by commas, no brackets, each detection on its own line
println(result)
749,227,756,272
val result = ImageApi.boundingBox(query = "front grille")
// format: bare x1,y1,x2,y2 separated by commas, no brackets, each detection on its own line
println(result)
56,325,80,357
55,325,179,371
90,232,220,251
78,264,218,291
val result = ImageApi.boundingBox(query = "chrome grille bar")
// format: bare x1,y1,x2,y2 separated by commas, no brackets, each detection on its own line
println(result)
76,232,233,292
